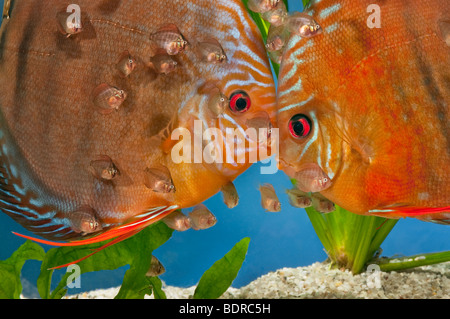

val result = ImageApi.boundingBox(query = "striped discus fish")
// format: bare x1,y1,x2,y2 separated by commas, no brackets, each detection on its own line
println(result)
0,0,276,265
277,0,450,223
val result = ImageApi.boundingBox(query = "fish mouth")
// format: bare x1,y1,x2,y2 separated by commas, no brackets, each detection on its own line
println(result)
279,160,332,193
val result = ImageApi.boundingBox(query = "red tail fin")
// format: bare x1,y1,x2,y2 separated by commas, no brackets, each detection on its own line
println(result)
371,206,450,224
13,205,178,268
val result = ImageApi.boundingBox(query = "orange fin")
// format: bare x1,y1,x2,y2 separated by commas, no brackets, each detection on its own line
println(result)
12,232,82,247
48,229,141,270
13,205,178,267
390,206,450,216
370,206,450,224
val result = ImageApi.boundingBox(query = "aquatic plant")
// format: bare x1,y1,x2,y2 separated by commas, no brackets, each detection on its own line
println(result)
0,222,250,299
304,202,450,274
304,204,398,274
0,240,45,299
193,237,250,299
37,222,173,299
1,0,448,300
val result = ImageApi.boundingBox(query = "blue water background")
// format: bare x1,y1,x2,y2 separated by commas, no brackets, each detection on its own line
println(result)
0,0,448,296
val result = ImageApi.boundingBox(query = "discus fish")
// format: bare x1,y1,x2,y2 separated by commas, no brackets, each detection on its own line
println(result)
92,83,127,115
286,12,322,38
247,0,281,14
116,50,137,78
188,204,217,230
149,23,188,56
266,24,290,52
150,51,178,75
285,188,311,209
277,0,450,224
195,38,228,64
2,0,11,19
143,165,176,193
0,0,276,267
162,210,191,232
221,181,239,209
69,206,103,234
56,9,83,37
146,255,165,277
261,1,287,26
89,155,120,181
206,88,228,118
259,183,281,212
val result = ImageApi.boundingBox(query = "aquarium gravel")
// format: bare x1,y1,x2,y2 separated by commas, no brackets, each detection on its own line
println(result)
60,261,449,299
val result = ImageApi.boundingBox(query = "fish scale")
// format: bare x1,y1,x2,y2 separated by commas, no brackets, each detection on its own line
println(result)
0,0,276,248
277,0,450,223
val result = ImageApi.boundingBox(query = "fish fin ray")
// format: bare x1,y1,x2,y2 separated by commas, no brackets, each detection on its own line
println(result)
13,206,178,247
392,206,450,216
48,229,141,270
372,206,450,224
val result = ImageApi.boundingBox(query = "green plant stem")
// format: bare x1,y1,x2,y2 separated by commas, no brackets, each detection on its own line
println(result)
302,0,312,9
305,208,333,252
368,218,398,254
352,216,376,272
376,251,450,272
306,205,398,274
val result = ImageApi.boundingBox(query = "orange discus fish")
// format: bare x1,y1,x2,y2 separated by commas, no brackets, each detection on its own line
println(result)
0,0,276,266
277,0,450,224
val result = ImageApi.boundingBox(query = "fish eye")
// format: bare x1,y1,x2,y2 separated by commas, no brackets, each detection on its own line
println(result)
229,91,251,113
288,114,312,138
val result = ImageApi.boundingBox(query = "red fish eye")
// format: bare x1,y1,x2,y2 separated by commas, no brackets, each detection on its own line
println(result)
229,91,251,113
289,114,312,138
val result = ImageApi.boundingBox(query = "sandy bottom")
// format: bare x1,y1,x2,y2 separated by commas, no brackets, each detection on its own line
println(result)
64,261,450,299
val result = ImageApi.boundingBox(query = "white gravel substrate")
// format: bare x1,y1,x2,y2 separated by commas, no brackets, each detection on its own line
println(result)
65,261,450,299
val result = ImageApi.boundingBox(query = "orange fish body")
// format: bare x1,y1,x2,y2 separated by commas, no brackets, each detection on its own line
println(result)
277,0,450,223
0,0,276,250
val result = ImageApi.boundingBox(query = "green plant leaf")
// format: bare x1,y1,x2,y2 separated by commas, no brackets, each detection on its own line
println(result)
0,240,45,299
302,0,312,9
147,276,166,299
193,237,250,299
376,251,450,272
305,204,398,274
242,0,289,76
115,255,152,299
37,222,173,299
